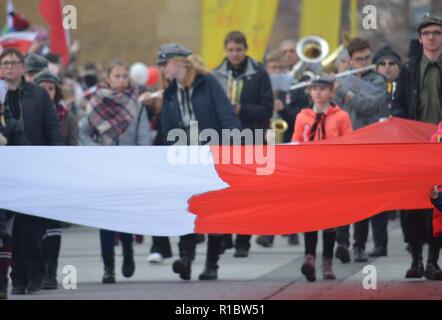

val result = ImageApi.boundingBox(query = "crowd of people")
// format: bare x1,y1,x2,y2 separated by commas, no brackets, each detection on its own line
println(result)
0,11,441,300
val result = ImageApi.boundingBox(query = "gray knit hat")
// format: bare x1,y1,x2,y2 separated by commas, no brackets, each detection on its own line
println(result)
34,69,61,86
24,53,49,74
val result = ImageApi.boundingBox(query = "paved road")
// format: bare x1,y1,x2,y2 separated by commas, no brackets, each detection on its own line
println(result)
8,219,442,300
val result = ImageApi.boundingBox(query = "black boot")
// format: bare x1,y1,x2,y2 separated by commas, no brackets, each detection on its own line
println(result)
199,263,218,280
0,277,7,299
122,245,135,278
405,245,424,279
172,257,191,281
425,244,442,280
102,252,116,284
42,263,58,290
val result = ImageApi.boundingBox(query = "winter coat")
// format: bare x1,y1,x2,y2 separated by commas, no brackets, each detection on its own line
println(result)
161,73,241,145
291,105,352,142
4,80,63,146
213,57,273,130
334,70,387,130
391,54,442,121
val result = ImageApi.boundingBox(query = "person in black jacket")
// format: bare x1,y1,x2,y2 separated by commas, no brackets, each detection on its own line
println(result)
0,48,63,295
391,14,442,280
0,79,28,300
213,31,274,258
158,43,241,281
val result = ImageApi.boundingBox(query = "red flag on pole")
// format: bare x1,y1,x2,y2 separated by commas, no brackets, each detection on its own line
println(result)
39,0,69,65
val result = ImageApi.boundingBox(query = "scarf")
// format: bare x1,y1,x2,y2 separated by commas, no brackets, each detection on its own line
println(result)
56,103,69,124
309,112,327,141
88,83,138,145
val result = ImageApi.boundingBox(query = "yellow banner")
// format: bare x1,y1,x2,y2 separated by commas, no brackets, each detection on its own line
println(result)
201,0,280,70
300,0,343,52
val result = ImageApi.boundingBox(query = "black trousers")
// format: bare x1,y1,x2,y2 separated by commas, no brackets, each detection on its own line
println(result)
336,218,370,249
100,229,133,257
178,234,222,265
43,218,62,267
11,214,46,286
304,229,336,259
235,235,251,251
370,212,390,249
402,209,432,247
150,236,172,258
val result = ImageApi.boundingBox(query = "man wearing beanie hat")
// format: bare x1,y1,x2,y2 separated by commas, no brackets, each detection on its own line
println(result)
364,46,403,260
391,13,442,280
24,53,49,82
374,46,402,83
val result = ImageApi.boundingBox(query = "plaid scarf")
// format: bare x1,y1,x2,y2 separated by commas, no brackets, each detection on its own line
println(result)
88,83,139,145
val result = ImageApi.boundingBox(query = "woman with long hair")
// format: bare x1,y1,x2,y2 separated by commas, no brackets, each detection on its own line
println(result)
158,44,241,281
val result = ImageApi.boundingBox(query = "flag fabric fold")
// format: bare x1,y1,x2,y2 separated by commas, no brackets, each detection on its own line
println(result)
0,118,439,236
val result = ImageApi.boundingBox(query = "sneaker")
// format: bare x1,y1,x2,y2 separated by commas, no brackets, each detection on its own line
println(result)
405,259,424,279
335,245,350,263
147,252,164,264
354,247,368,262
301,254,316,282
424,262,442,280
172,258,191,280
322,257,336,280
369,247,387,257
233,248,249,258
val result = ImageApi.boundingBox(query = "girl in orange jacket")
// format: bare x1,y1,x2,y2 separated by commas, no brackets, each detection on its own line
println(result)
291,74,352,282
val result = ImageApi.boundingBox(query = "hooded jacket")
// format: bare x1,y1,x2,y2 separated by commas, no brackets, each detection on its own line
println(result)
291,105,352,143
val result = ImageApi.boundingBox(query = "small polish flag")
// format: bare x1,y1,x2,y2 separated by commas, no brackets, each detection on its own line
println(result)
0,31,37,53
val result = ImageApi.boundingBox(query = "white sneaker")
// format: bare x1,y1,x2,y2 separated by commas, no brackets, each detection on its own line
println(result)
147,253,164,264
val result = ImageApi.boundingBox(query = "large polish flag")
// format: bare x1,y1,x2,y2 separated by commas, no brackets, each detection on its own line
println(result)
0,118,440,236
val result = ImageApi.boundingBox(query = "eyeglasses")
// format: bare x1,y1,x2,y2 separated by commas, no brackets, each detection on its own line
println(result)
378,61,397,67
0,61,23,68
282,49,296,54
353,55,372,63
420,30,442,37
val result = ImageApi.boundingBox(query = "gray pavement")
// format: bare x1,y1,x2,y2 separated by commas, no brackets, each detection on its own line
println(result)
8,219,442,300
